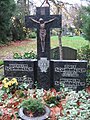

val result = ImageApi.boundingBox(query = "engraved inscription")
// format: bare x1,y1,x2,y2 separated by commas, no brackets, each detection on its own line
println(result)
53,61,87,91
55,78,85,90
5,64,33,72
55,64,86,77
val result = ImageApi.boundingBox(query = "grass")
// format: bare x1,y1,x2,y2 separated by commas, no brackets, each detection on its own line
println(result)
0,60,4,66
0,36,90,61
51,36,90,49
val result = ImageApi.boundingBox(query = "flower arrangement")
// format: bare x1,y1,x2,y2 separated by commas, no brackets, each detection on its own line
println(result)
0,78,90,120
2,78,18,93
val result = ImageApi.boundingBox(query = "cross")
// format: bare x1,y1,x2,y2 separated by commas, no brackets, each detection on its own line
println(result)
25,6,62,89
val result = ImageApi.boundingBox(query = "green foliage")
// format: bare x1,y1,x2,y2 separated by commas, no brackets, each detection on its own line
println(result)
28,32,36,38
13,53,22,59
81,5,90,41
0,90,5,102
57,90,90,119
14,90,25,98
10,0,28,41
0,61,4,66
77,45,90,62
18,82,29,90
20,98,44,113
78,45,90,86
11,18,26,40
0,0,16,43
35,88,44,99
13,51,37,59
23,51,37,59
45,96,59,107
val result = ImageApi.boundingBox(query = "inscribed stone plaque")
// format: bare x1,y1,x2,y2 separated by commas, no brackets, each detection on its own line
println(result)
4,59,36,88
52,60,87,91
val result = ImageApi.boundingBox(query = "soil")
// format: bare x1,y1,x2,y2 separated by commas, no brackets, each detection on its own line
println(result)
0,39,35,60
23,108,46,117
0,39,33,48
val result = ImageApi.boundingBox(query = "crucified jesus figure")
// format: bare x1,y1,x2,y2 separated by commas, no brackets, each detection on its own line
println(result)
30,17,56,52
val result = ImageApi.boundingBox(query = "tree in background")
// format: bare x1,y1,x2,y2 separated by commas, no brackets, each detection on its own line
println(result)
81,4,90,41
11,0,27,41
11,17,26,41
0,0,16,43
11,0,36,40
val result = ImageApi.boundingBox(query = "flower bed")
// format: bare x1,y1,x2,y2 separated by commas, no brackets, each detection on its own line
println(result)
0,78,90,120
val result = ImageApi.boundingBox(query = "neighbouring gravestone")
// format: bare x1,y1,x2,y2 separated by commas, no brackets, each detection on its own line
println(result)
52,60,87,91
51,47,77,60
4,59,36,88
25,6,61,89
63,47,77,60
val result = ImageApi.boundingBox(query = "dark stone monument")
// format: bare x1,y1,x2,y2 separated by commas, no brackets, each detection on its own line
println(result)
63,47,77,60
25,6,61,89
4,59,36,88
52,60,87,91
51,47,77,60
4,1,87,91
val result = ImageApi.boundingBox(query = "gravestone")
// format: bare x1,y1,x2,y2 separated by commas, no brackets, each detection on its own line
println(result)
51,47,77,60
4,2,87,91
25,6,61,89
4,59,36,88
63,47,77,60
52,60,87,91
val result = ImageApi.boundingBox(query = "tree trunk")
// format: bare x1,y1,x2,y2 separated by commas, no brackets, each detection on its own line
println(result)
27,0,30,14
58,30,63,60
57,7,63,60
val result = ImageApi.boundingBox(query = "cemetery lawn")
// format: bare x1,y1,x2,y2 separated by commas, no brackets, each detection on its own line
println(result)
0,36,90,61
0,60,4,66
51,36,90,49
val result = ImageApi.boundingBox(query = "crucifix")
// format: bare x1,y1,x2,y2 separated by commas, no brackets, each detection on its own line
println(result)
29,17,56,52
25,4,62,89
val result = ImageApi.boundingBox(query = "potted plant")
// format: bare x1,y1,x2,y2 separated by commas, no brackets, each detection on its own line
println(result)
19,98,50,120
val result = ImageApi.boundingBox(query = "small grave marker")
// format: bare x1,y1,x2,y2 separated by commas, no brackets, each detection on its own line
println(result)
51,47,77,60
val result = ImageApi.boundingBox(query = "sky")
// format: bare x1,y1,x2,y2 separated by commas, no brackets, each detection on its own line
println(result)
31,0,87,6
15,0,87,6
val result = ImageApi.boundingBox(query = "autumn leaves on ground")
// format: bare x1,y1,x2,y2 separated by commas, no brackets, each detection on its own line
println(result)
0,36,89,60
